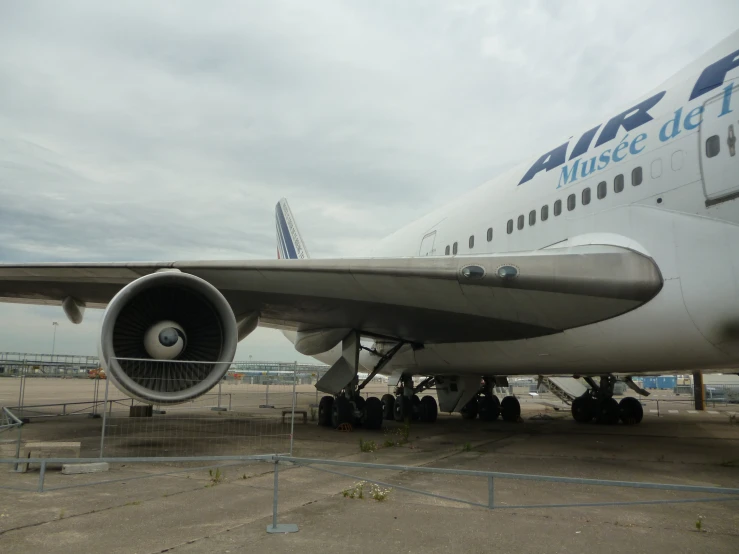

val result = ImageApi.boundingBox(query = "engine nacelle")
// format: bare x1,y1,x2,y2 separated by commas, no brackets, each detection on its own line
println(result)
100,271,238,404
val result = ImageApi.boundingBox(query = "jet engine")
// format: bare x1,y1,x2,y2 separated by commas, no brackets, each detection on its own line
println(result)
99,271,238,404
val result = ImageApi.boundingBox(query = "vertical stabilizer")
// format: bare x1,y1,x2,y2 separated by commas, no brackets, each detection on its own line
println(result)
275,198,310,260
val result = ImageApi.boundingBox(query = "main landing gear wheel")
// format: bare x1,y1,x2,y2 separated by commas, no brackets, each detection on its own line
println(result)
419,395,438,423
571,395,593,423
318,396,334,427
478,394,501,422
500,396,521,422
411,394,421,421
362,397,384,430
595,397,620,425
381,394,395,420
461,398,478,420
619,397,643,425
331,396,353,428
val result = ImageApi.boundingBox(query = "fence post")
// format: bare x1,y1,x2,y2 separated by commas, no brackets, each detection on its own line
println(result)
99,377,110,458
488,476,495,509
290,369,297,456
266,458,298,534
38,460,47,492
13,420,22,472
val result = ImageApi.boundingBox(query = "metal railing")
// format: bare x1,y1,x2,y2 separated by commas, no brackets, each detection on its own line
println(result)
0,407,23,469
1,453,738,534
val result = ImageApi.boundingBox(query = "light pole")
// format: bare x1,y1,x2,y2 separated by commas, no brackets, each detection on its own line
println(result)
51,321,59,360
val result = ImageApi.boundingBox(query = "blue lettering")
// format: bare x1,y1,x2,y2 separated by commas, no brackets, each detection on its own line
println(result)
557,158,580,189
630,133,647,155
659,108,682,142
597,149,611,170
689,48,739,101
683,106,703,130
519,142,569,185
579,157,597,178
719,83,735,117
612,134,630,162
595,91,666,147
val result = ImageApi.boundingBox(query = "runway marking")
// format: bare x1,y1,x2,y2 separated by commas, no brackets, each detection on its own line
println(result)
649,409,658,413
668,410,678,414
707,411,719,415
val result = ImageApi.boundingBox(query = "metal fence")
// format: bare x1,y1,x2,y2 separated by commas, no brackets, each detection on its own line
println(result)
1,452,738,534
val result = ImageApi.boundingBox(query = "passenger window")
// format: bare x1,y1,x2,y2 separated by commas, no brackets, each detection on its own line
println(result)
632,166,643,186
597,181,607,200
541,205,549,221
469,235,474,249
452,242,458,255
582,187,591,205
517,215,524,230
614,174,624,193
706,135,720,158
507,219,513,234
553,200,562,216
486,227,493,242
445,245,450,255
567,194,576,211
529,210,536,226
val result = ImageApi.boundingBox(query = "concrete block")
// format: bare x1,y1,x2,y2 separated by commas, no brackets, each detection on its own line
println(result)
62,462,110,475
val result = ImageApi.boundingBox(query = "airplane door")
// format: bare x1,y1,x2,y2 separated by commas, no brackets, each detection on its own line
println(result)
419,231,437,256
700,83,739,206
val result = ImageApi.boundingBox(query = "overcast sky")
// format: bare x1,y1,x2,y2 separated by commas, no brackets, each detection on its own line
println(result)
0,1,737,361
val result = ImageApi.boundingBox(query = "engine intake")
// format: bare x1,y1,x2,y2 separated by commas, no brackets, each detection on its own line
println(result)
100,271,238,404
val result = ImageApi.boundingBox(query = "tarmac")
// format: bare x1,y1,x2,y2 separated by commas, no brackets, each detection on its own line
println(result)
1,377,738,553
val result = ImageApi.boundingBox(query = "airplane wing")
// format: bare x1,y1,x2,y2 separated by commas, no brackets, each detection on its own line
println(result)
0,244,662,343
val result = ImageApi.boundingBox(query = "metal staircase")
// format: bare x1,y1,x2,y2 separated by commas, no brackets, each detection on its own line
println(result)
538,376,588,405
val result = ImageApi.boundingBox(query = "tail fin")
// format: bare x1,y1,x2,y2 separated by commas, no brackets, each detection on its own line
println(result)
275,198,310,260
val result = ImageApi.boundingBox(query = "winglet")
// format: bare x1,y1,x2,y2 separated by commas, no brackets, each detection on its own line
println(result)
275,198,310,260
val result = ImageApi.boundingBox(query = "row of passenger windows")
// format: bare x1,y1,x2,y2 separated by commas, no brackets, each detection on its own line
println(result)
443,165,646,254
504,166,643,234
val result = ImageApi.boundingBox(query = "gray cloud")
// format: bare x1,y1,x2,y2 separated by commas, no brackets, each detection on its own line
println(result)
0,0,737,359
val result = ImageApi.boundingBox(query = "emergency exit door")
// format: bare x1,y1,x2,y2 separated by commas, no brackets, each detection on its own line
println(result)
700,83,739,206
419,231,437,256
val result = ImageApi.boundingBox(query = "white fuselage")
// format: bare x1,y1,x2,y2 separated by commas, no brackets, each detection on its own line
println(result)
306,33,739,379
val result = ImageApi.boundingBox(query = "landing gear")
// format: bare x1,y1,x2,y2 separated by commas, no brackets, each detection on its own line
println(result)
500,396,521,422
318,396,334,426
381,394,395,420
618,396,643,425
419,395,438,423
461,397,478,420
362,397,384,429
570,375,644,425
331,396,353,428
478,394,501,422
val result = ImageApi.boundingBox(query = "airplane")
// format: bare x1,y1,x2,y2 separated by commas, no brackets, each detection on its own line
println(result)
1,30,738,431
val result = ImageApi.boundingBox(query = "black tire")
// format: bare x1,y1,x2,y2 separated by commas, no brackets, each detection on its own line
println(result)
478,394,501,422
331,396,353,428
353,396,366,426
411,394,421,421
394,395,410,422
595,397,620,425
461,397,478,420
500,396,521,422
381,394,395,420
363,397,384,430
571,395,593,423
619,397,643,425
419,395,438,423
318,396,334,427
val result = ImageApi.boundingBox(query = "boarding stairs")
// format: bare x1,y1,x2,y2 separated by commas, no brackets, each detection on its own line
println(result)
538,376,588,405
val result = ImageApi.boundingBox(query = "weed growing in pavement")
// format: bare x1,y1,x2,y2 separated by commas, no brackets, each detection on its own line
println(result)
370,483,391,501
383,422,411,446
206,468,224,487
359,438,377,452
695,515,704,532
341,481,391,502
462,442,473,452
342,481,365,499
